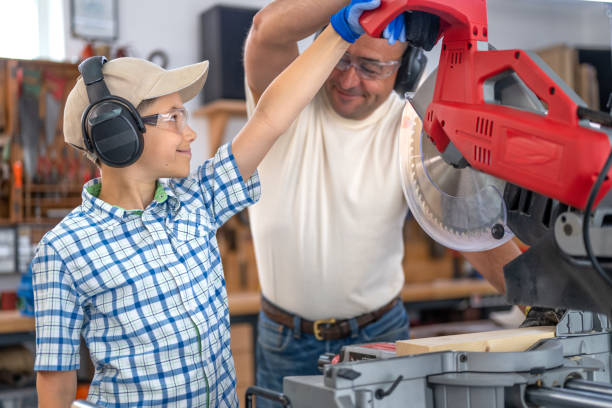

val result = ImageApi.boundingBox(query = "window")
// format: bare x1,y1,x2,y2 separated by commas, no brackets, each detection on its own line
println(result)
0,0,65,60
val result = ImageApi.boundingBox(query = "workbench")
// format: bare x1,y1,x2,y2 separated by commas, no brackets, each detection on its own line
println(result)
0,279,503,405
0,277,500,345
228,278,499,316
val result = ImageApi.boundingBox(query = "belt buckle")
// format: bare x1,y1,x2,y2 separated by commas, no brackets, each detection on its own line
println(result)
313,318,336,341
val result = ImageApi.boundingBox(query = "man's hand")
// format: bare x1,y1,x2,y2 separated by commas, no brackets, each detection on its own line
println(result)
330,0,381,43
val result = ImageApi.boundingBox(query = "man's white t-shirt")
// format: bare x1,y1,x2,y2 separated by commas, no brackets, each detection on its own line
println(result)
246,85,418,320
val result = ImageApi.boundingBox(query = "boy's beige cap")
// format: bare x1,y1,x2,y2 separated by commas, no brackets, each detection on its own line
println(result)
64,57,209,158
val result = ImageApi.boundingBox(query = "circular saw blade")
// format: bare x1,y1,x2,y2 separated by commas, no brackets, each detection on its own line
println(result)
399,70,514,251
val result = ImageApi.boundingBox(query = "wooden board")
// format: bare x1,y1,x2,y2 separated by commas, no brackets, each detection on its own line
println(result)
396,326,555,355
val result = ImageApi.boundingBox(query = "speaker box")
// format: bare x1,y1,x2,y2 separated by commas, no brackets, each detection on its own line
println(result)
577,48,612,112
200,5,259,105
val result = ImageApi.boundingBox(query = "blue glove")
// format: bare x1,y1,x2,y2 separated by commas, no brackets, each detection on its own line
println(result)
383,14,407,45
331,0,381,43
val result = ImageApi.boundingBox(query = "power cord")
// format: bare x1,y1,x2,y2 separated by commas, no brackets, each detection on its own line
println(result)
582,3,612,289
582,148,612,287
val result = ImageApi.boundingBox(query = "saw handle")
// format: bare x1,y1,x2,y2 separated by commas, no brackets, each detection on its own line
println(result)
359,0,408,38
360,0,488,42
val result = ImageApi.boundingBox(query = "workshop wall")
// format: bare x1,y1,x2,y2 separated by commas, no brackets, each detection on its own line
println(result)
62,0,270,172
60,0,610,170
422,0,611,80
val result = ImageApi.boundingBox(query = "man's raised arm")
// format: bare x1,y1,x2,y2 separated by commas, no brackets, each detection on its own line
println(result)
244,0,349,102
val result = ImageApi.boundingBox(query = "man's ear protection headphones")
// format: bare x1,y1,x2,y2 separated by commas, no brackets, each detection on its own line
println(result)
393,46,427,96
79,56,145,167
394,10,440,96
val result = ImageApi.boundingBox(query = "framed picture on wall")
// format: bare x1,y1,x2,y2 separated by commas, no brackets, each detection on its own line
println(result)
71,0,118,41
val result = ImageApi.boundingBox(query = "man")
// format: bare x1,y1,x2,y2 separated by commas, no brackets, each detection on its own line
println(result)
243,1,521,405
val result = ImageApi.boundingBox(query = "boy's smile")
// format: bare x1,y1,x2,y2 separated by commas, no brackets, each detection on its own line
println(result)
138,92,196,179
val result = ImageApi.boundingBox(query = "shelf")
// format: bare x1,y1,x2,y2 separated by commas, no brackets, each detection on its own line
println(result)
27,196,80,208
0,310,35,334
400,278,498,303
22,217,65,225
13,58,77,70
228,291,260,316
193,99,247,155
193,99,246,117
25,184,83,193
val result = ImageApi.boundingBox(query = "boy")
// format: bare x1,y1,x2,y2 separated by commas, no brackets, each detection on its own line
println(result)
32,1,404,406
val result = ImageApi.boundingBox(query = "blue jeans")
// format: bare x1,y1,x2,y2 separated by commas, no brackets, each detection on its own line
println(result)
255,299,410,408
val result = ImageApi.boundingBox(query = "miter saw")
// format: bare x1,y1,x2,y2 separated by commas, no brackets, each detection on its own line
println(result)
383,0,612,318
246,0,612,407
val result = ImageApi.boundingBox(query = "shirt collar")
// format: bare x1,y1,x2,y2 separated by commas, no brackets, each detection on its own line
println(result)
81,178,180,223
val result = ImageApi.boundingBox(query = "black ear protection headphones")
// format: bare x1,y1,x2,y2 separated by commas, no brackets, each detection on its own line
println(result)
393,46,427,96
394,10,441,96
79,56,145,167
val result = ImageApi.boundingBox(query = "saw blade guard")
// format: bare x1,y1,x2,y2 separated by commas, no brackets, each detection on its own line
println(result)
399,103,514,251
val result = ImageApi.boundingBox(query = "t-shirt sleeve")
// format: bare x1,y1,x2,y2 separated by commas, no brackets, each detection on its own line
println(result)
197,142,261,228
32,241,82,371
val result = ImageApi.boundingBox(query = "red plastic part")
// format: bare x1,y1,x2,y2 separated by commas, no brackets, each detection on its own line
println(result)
361,0,612,209
360,0,487,43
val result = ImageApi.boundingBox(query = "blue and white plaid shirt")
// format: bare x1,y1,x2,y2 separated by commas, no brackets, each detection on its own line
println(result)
32,143,260,407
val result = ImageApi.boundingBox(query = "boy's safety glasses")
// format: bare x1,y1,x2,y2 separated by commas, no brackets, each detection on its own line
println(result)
334,52,401,80
142,107,189,133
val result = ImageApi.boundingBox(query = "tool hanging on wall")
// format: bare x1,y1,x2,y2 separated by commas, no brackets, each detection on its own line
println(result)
17,68,42,182
11,160,22,222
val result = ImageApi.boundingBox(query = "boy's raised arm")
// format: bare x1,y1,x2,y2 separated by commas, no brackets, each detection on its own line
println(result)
233,0,384,181
233,25,348,180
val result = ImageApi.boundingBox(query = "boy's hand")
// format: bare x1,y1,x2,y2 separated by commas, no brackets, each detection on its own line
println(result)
330,0,381,43
331,2,440,50
384,11,440,50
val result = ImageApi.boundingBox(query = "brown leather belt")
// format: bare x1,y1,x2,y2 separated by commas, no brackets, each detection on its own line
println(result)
261,296,400,341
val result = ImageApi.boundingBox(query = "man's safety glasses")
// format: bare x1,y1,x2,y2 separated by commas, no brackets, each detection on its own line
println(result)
142,107,189,133
334,52,401,80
